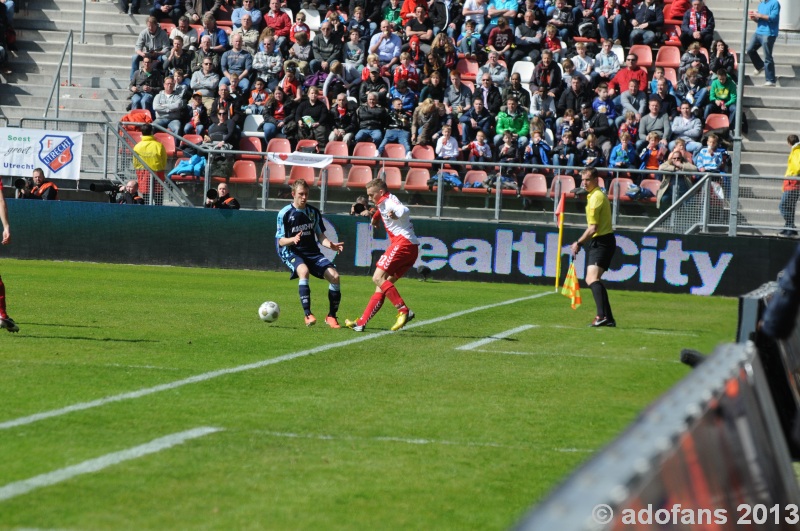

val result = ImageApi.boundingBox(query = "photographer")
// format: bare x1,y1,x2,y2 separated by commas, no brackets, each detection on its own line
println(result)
17,168,58,200
204,182,240,209
118,180,146,205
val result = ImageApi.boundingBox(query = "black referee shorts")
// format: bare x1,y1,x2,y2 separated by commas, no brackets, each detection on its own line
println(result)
586,233,616,270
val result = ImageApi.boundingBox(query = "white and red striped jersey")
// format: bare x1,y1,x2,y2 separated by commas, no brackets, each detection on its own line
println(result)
375,192,418,245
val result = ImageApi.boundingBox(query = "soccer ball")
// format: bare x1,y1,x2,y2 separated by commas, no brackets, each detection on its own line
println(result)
258,301,280,323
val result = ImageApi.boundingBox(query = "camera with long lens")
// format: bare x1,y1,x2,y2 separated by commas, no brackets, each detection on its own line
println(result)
206,189,218,200
14,178,31,190
89,181,121,203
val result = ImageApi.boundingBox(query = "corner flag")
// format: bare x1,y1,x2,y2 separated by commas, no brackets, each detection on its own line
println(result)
561,261,581,309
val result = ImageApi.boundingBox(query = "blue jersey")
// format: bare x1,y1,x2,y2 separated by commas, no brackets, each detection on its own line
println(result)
275,203,326,261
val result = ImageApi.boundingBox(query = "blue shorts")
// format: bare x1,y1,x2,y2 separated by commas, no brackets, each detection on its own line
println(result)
282,251,335,280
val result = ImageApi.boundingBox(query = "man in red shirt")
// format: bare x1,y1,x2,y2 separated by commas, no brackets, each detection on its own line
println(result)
608,52,648,114
264,0,291,52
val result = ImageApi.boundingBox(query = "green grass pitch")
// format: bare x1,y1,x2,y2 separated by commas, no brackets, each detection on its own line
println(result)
0,259,737,530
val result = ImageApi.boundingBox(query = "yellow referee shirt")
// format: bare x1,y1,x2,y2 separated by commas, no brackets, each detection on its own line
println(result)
586,187,613,238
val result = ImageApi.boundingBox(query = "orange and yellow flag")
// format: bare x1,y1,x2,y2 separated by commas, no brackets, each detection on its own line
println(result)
561,262,582,309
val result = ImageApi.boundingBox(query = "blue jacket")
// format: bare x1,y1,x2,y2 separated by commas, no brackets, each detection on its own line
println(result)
755,0,781,37
388,87,419,112
609,143,638,168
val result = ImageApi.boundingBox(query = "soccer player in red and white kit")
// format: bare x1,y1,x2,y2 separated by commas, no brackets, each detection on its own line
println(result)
346,178,419,332
0,180,19,332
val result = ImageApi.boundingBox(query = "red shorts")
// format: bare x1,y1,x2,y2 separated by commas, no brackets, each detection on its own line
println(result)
376,240,419,279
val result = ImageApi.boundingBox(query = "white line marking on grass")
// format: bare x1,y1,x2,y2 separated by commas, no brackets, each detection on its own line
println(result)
253,430,594,454
455,325,536,351
550,325,698,337
0,291,554,431
473,349,680,363
0,427,221,503
2,360,181,371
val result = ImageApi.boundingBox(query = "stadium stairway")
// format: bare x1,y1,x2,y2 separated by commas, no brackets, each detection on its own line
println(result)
0,0,148,125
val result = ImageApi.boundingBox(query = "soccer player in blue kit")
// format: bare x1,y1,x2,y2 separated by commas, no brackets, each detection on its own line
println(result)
276,180,345,327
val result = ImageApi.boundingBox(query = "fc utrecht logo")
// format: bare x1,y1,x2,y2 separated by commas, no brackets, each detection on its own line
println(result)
38,135,76,174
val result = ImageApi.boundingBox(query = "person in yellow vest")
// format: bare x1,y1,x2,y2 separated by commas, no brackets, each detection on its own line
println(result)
18,168,58,200
570,166,617,327
779,134,800,237
204,182,240,209
133,124,167,203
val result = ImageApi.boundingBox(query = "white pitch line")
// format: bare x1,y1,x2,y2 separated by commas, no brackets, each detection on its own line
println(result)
0,427,221,502
1,360,181,371
253,430,594,454
0,291,554,431
473,349,680,363
455,325,536,351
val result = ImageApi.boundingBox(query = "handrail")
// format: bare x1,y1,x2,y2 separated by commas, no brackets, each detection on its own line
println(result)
43,30,74,119
643,174,712,234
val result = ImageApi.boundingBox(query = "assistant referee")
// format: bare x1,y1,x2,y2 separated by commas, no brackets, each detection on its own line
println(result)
570,167,617,327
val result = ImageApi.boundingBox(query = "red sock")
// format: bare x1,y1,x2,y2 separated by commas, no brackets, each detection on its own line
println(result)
358,292,385,326
380,280,407,312
0,276,6,319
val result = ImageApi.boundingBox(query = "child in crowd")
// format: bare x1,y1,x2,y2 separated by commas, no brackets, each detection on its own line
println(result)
394,52,421,91
530,84,557,135
572,42,593,79
557,109,580,142
434,125,461,173
462,130,493,163
361,53,381,82
347,6,370,47
461,0,487,37
524,129,552,167
639,132,668,176
580,133,604,168
185,92,209,136
343,28,366,78
290,11,310,43
695,133,729,174
649,66,677,98
609,132,638,172
592,83,617,125
617,111,639,141
457,19,483,60
543,24,562,62
245,78,269,115
383,0,403,32
498,130,519,165
552,131,579,171
172,69,191,100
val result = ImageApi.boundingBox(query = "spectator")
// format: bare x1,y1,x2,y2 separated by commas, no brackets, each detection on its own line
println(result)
649,65,677,99
232,0,263,30
325,9,347,45
497,130,520,172
326,92,357,147
171,16,200,51
675,66,707,115
609,131,638,172
190,55,220,110
405,6,434,55
607,52,647,100
709,39,736,79
221,33,253,92
779,135,800,236
384,0,404,32
571,42,593,80
592,82,617,127
431,0,463,39
152,77,184,135
552,131,579,170
479,51,508,87
653,78,679,119
312,22,343,74
462,129,493,164
210,84,237,124
400,0,428,24
164,37,194,77
133,124,167,201
422,52,447,88
120,0,142,15
359,65,390,105
557,76,592,121
577,102,613,161
232,14,260,56
531,83,556,134
261,87,293,142
638,97,670,150
462,0,487,36
459,96,493,144
131,16,171,81
618,78,646,127
185,0,223,24
245,78,269,114
617,110,639,141
185,91,210,135
431,33,457,72
18,168,58,200
487,17,515,63
378,97,413,156
532,49,562,99
278,62,304,104
670,102,703,155
523,129,552,168
205,183,240,209
679,42,709,80
704,68,737,126
388,79,418,113
394,52,421,91
253,36,283,92
151,0,184,25
288,31,312,76
680,0,715,50
694,132,728,174
205,104,239,151
295,86,331,147
419,70,446,103
290,12,311,44
598,0,631,46
548,0,575,41
502,72,531,112
747,0,780,87
638,132,668,175
486,0,518,36
117,180,146,205
434,124,461,171
512,9,543,64
264,0,291,51
343,30,367,80
592,39,621,86
323,60,358,102
129,57,163,113
201,14,229,54
494,96,529,149
190,35,221,74
355,91,389,145
579,133,605,168
350,194,374,216
629,0,662,46
541,24,562,62
412,97,441,146
657,147,697,212
369,20,403,71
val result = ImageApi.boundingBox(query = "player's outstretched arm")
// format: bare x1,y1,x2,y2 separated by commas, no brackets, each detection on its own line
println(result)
0,195,10,245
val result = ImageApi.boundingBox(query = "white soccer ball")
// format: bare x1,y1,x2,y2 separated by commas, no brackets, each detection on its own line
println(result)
258,301,280,323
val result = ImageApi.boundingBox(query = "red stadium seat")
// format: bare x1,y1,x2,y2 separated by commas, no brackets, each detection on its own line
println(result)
324,140,349,165
461,170,488,194
321,164,345,188
655,46,681,70
296,139,319,153
704,113,730,133
352,142,378,161
346,165,373,189
456,58,479,82
608,177,635,202
238,137,263,161
408,145,435,169
520,173,548,198
153,132,176,157
289,165,316,186
267,137,291,154
628,44,654,69
265,161,287,185
378,166,403,190
382,143,407,167
638,178,661,203
403,168,431,192
216,160,257,184
549,175,576,199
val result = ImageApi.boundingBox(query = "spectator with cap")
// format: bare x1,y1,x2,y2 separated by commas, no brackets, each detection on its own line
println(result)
359,65,390,106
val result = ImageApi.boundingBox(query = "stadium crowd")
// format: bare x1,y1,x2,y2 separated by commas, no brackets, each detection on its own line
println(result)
122,0,753,187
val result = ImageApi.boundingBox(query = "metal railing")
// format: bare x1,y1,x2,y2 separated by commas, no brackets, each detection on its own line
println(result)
43,30,75,119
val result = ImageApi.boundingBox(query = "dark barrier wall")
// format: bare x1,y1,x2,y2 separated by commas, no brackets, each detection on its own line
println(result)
3,200,795,297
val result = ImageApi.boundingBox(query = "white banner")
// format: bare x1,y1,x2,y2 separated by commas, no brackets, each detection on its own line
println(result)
0,128,84,180
266,152,333,168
